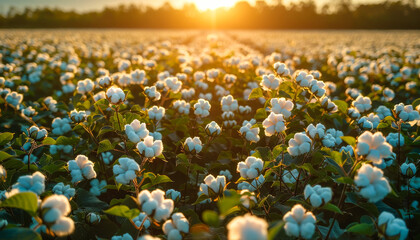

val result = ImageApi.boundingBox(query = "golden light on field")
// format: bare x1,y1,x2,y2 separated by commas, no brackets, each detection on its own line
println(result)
193,0,239,10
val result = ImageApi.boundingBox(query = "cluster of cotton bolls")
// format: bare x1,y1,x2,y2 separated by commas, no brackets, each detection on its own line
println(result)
137,189,174,222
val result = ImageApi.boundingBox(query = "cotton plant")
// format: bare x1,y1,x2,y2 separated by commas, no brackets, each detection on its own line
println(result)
205,121,221,137
220,95,238,112
144,86,161,101
352,95,372,113
132,212,151,229
260,74,282,91
113,157,140,185
148,106,165,121
67,155,97,183
227,214,268,240
377,211,409,240
76,78,94,94
183,137,202,154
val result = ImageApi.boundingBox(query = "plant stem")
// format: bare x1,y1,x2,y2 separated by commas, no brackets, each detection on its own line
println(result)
325,184,347,240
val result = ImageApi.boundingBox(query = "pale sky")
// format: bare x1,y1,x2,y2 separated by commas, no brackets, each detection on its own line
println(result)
0,0,415,14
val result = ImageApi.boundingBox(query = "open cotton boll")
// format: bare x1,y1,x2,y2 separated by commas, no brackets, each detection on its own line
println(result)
304,185,332,207
181,88,195,100
219,169,232,181
28,125,48,140
205,121,221,137
10,171,45,196
306,123,325,140
144,86,161,101
356,131,392,166
198,174,226,199
148,106,165,121
383,87,395,101
113,157,140,185
165,77,182,93
125,119,149,143
239,105,252,114
282,169,300,184
223,74,237,84
136,136,163,158
340,145,354,156
283,204,316,239
400,163,416,177
162,212,189,240
309,79,326,97
352,95,372,113
194,99,211,118
52,182,75,200
5,91,23,109
322,134,336,147
76,78,94,94
69,110,87,123
221,95,238,112
67,155,96,183
394,103,420,122
260,74,281,91
166,189,181,201
358,113,381,129
106,86,125,104
262,112,286,136
101,152,114,165
173,100,190,115
239,121,260,143
287,133,312,156
131,69,147,85
386,132,404,147
378,212,409,240
137,189,174,221
183,137,202,154
239,190,257,209
354,164,391,203
274,62,290,76
98,75,112,88
270,98,294,119
293,70,313,87
52,117,72,135
237,156,264,179
111,233,134,240
133,212,150,229
90,179,107,196
41,194,74,237
320,96,338,113
227,214,268,240
326,128,343,145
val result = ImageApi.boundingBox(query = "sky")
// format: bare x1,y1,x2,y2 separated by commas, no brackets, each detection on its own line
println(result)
0,0,414,14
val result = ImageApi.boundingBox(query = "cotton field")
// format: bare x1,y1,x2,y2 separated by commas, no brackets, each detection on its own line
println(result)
0,30,419,240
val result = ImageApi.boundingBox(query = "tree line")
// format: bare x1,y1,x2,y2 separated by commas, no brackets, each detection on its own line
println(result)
1,0,419,29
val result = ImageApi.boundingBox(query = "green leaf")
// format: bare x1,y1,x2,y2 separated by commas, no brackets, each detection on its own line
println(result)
412,98,420,108
335,177,354,185
255,108,268,120
325,157,346,177
346,223,375,236
55,136,80,145
202,210,219,227
152,174,173,186
104,205,140,219
383,116,395,122
98,139,113,153
321,203,343,214
42,137,56,145
340,136,356,147
377,122,389,129
0,192,38,216
268,221,285,240
248,87,263,99
413,136,420,143
333,100,348,113
0,132,14,145
193,193,210,205
0,228,42,240
218,194,241,216
0,151,13,162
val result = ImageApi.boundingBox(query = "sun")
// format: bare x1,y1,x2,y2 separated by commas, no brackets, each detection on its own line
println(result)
193,0,239,11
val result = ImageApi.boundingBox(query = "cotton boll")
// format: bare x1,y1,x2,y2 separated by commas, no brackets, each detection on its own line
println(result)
10,171,45,196
5,91,23,109
270,98,293,119
173,100,190,115
106,86,125,104
237,156,264,179
166,189,181,202
239,190,257,209
136,136,163,158
262,112,286,136
148,106,165,121
239,105,252,114
205,121,221,137
133,212,150,229
354,164,391,203
260,74,281,91
183,137,202,154
52,182,75,200
163,213,189,240
86,212,101,225
198,174,226,199
239,121,260,143
111,233,134,240
137,189,174,221
101,152,114,165
386,132,404,147
221,95,238,112
287,133,312,156
90,179,107,196
113,157,140,185
348,107,361,119
28,125,48,140
274,62,290,76
326,128,343,145
394,103,420,122
227,214,267,240
352,95,372,113
181,88,195,100
340,145,354,156
283,204,316,239
98,75,112,88
144,86,161,101
67,155,96,183
320,96,338,113
294,70,313,87
356,131,392,166
304,184,332,207
282,169,300,184
306,123,326,140
76,78,94,94
125,119,149,143
383,87,395,101
131,69,147,85
165,77,182,93
219,169,232,181
400,163,416,177
309,79,326,98
194,99,211,118
41,194,74,237
51,117,72,135
378,211,409,240
0,165,6,182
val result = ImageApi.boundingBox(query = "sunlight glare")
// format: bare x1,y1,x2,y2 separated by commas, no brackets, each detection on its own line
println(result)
193,0,239,10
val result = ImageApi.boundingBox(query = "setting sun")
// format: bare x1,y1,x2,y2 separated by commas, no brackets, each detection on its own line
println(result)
192,0,240,10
